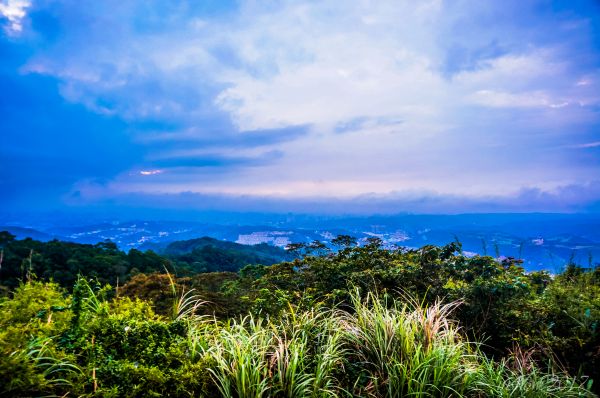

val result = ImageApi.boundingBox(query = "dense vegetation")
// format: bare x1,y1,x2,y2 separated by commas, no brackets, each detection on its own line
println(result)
0,232,288,291
0,231,167,291
0,232,598,397
163,237,293,273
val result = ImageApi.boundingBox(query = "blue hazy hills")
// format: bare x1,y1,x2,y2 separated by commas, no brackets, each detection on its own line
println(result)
2,213,599,272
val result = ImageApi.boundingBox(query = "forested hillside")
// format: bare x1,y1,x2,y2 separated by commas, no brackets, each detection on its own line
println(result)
1,232,598,396
162,236,293,273
0,231,167,290
0,232,289,291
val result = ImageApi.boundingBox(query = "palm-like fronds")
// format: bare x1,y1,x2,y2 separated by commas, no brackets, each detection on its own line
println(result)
24,337,82,387
3,336,83,396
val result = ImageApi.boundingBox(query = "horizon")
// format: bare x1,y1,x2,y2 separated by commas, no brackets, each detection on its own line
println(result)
3,211,600,273
1,1,600,216
4,208,600,228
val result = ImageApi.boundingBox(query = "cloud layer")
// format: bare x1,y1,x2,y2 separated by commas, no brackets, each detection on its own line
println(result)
1,0,600,213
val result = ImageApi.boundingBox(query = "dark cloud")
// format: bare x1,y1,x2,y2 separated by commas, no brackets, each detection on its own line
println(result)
150,150,284,169
139,124,311,150
0,59,142,205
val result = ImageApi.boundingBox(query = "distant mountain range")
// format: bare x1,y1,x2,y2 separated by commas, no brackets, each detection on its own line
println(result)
2,213,600,272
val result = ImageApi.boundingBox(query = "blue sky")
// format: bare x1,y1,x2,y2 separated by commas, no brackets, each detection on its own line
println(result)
1,0,600,215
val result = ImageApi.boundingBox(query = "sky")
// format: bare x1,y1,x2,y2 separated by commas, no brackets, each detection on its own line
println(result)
1,0,600,217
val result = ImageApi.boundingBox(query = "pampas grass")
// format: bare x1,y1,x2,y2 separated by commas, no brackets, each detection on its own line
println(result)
175,290,592,397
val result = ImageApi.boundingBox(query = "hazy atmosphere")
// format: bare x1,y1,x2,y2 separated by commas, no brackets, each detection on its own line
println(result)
2,0,600,215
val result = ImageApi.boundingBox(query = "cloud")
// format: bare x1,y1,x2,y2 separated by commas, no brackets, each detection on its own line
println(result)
570,141,600,149
0,0,29,35
65,179,600,215
139,170,162,176
2,0,600,213
468,90,567,108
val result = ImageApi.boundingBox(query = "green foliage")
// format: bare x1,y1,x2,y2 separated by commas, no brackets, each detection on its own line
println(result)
0,233,292,295
164,236,293,273
232,240,599,392
0,234,169,289
0,235,598,396
0,280,82,396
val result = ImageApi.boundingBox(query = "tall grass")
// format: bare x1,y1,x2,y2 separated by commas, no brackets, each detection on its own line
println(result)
176,290,593,397
342,291,476,397
204,309,344,398
5,277,594,396
476,356,590,397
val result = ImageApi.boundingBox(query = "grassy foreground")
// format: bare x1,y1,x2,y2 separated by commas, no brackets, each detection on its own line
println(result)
0,278,594,397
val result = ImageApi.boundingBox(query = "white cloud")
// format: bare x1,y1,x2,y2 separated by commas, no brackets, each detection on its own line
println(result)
570,141,600,149
19,0,600,200
468,90,563,108
0,0,30,35
139,169,163,176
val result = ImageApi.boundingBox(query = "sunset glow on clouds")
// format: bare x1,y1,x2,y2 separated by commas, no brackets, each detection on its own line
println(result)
1,0,600,213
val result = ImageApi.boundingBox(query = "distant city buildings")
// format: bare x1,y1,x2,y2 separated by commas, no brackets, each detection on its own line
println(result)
236,231,293,247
